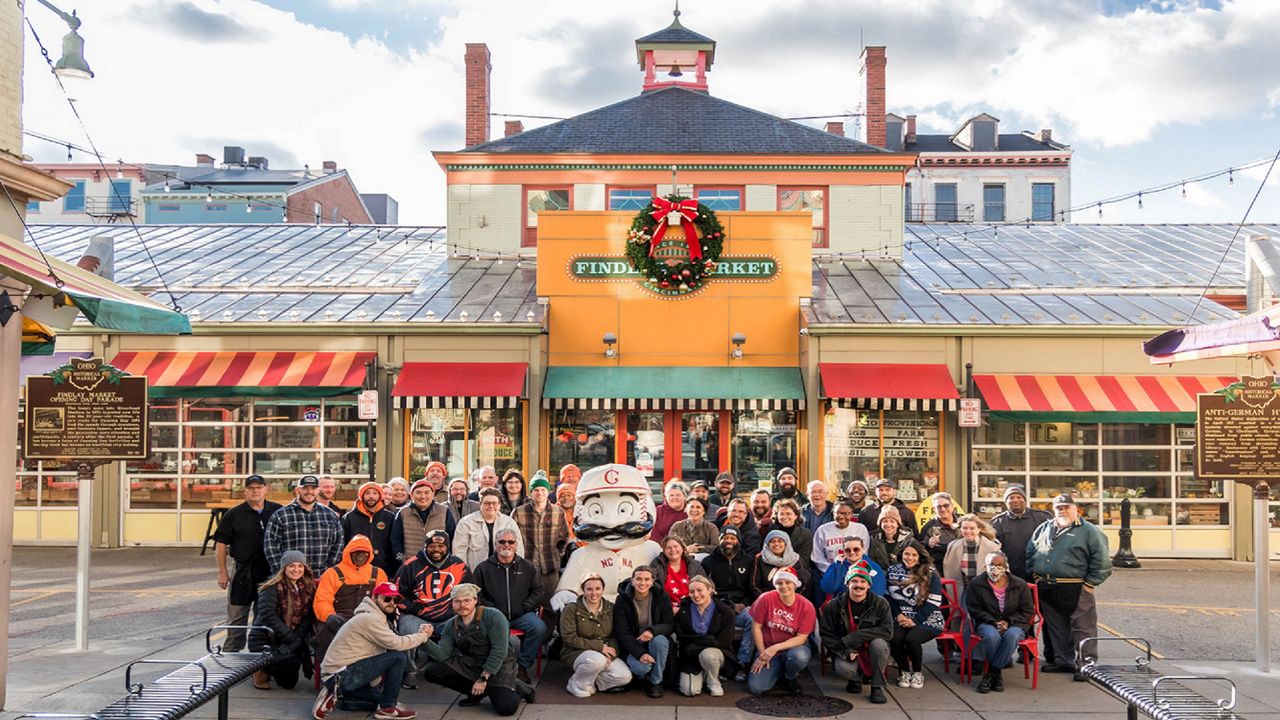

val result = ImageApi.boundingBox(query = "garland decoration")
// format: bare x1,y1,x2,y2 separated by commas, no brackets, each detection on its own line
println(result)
624,194,725,293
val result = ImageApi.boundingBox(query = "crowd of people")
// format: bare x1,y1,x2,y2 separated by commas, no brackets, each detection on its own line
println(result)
213,465,1112,719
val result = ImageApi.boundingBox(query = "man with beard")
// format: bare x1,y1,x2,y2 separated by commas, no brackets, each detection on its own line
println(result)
1026,494,1111,680
857,479,918,536
317,474,345,515
512,473,567,602
418,462,447,495
468,465,500,501
749,489,774,536
709,471,736,510
387,477,411,510
818,565,892,704
343,482,397,576
700,527,756,673
474,528,547,683
843,480,869,513
391,480,454,565
396,530,473,667
770,468,801,503
715,498,762,556
990,485,1051,581
265,475,345,575
688,480,712,506
445,477,480,526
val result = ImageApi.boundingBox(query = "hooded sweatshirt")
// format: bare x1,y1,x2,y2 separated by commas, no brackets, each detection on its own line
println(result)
321,596,429,678
313,535,388,622
395,547,472,622
750,530,810,594
341,482,397,575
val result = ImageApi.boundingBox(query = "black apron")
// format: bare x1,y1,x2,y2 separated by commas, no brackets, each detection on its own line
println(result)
228,557,264,607
313,568,377,663
445,609,517,690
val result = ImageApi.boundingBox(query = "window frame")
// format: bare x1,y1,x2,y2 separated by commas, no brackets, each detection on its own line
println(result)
63,180,86,213
521,185,574,247
605,185,658,212
108,179,132,214
776,185,830,248
1032,183,1056,222
934,183,958,222
693,185,745,212
982,183,1006,222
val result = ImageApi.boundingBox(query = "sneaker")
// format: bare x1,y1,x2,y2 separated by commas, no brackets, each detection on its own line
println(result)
897,672,911,688
706,678,724,697
566,683,593,699
910,672,924,689
869,686,887,704
976,673,994,694
374,704,417,720
311,687,337,720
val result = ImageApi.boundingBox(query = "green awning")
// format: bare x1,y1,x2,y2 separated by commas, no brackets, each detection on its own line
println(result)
542,366,805,410
989,411,1193,424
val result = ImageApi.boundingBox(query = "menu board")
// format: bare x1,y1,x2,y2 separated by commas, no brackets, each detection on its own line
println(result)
1197,377,1280,486
24,357,149,460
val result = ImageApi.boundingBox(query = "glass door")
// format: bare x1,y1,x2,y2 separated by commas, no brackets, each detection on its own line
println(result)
626,411,666,496
679,412,720,486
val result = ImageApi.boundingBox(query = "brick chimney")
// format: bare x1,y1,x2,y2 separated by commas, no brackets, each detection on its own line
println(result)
322,160,337,174
465,43,491,147
905,115,917,144
860,46,886,147
824,121,845,137
195,153,215,167
1039,128,1053,144
504,120,524,137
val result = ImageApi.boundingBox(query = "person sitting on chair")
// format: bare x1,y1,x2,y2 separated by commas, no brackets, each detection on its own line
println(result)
818,564,892,704
966,551,1035,693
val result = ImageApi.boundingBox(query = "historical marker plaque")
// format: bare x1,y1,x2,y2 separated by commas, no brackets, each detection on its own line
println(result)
24,357,149,460
1196,375,1280,484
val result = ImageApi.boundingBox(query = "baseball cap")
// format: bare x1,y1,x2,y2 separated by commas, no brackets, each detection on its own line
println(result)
690,480,708,490
1052,493,1076,508
296,475,319,488
874,478,895,489
371,582,401,599
244,474,267,487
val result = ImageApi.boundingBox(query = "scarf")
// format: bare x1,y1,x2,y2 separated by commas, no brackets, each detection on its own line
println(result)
279,578,314,630
691,601,715,635
761,530,800,568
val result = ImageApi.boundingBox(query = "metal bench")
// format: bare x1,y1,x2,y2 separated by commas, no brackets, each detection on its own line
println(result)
1077,637,1245,720
15,626,273,720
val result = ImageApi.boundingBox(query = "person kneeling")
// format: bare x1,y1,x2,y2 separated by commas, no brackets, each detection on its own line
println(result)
614,566,675,697
560,574,633,697
674,575,737,697
818,565,892,704
420,583,536,715
746,568,816,695
966,551,1034,693
313,582,430,720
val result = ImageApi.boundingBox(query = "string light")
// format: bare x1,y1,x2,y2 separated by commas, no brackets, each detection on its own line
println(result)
115,160,123,179
1181,182,1186,200
206,190,213,204
1137,191,1143,210
1229,169,1234,186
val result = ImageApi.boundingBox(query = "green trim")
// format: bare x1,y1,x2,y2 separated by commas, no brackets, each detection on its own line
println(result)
148,385,361,399
989,411,1193,424
544,366,805,400
446,163,907,172
21,341,54,356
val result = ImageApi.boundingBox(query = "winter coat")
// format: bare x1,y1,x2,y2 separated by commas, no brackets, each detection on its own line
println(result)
651,502,688,542
749,552,811,596
473,555,546,619
320,596,429,678
673,596,737,675
647,553,707,591
1026,518,1112,588
942,536,1003,588
395,548,472,622
701,546,754,608
917,517,961,569
819,557,887,599
775,522,814,573
668,518,720,551
801,502,834,535
342,486,397,576
612,583,675,661
251,581,314,668
313,535,388,623
818,590,893,657
453,511,524,571
965,573,1035,633
714,514,762,556
424,606,517,689
990,508,1052,580
391,501,453,564
559,597,618,665
869,527,915,571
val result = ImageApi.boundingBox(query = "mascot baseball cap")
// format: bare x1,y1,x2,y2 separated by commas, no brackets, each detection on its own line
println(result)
575,463,650,498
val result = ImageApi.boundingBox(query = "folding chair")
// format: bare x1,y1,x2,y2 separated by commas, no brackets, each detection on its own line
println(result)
971,581,1042,690
935,578,977,683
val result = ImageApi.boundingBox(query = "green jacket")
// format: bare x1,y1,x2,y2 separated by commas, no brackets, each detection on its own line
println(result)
424,605,512,679
559,597,618,665
1025,519,1112,588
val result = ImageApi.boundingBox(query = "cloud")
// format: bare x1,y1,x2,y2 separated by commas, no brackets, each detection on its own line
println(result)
418,121,462,151
149,1,258,43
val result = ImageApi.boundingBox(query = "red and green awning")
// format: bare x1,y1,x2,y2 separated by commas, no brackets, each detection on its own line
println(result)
973,374,1235,423
110,351,375,398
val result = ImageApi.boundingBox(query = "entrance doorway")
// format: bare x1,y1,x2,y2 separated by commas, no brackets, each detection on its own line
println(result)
623,409,729,494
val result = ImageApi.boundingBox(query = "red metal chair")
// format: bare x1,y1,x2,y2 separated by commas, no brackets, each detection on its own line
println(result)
509,608,546,675
935,578,977,683
971,581,1043,690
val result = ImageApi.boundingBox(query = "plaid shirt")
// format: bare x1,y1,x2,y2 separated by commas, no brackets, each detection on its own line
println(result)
263,501,344,574
512,502,567,575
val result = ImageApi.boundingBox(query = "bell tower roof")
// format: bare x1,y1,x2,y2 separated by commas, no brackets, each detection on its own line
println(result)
635,4,715,92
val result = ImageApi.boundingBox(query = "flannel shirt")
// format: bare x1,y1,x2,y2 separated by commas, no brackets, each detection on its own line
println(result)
263,501,344,574
511,502,567,575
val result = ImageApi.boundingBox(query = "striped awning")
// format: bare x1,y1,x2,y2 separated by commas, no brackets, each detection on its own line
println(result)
820,363,961,412
110,351,375,398
974,374,1235,421
542,366,805,411
392,362,527,410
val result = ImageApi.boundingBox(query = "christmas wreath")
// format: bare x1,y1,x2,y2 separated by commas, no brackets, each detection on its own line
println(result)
624,194,725,292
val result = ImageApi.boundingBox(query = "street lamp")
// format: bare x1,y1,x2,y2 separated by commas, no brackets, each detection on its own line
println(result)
34,0,94,96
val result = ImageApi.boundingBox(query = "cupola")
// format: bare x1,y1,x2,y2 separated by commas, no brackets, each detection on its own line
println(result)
635,4,715,93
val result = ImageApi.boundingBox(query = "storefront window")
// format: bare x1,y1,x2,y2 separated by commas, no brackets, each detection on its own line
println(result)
971,420,1226,531
472,409,522,473
406,407,524,480
733,410,797,490
626,411,666,492
548,409,614,480
126,397,369,511
824,408,941,501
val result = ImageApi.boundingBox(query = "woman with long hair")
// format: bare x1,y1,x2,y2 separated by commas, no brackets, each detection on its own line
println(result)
499,468,528,515
885,541,945,689
943,514,1002,590
251,549,316,690
649,535,707,612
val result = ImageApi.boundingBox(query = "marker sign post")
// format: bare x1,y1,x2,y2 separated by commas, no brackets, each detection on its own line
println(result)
1196,376,1278,673
23,357,148,651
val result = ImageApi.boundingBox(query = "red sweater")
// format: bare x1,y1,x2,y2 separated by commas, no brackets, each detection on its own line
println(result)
652,502,688,543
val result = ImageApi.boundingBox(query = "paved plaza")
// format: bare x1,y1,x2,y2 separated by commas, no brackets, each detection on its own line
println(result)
2,547,1278,719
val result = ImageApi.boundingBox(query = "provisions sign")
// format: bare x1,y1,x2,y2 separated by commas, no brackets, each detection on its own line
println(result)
24,357,148,460
1196,376,1280,484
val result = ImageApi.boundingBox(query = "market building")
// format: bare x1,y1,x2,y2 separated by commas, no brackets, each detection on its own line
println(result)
15,11,1280,560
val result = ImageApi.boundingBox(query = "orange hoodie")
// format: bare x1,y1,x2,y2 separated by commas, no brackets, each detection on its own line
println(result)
313,534,388,622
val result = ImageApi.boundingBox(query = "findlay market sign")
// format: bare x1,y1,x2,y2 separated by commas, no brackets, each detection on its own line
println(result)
569,253,780,297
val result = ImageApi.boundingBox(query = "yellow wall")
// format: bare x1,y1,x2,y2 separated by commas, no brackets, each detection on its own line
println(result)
537,211,812,367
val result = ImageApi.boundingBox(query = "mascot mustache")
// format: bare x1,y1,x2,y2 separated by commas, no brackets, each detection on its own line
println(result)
575,520,653,541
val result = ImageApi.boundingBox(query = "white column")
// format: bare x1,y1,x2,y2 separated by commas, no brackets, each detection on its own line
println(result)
0,278,25,707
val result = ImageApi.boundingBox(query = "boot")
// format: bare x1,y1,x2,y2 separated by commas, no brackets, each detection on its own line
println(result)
991,667,1004,692
253,670,270,690
869,686,887,704
844,677,862,695
976,672,994,694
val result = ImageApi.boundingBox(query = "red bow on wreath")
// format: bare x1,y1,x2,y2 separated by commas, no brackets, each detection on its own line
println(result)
648,197,702,261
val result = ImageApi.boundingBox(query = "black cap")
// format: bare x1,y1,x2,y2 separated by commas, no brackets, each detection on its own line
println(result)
721,526,740,537
690,480,708,489
426,529,451,545
296,474,320,488
874,478,896,489
244,474,267,488
715,472,735,485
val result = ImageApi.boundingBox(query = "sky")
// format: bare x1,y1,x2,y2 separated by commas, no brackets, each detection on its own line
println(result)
19,0,1280,226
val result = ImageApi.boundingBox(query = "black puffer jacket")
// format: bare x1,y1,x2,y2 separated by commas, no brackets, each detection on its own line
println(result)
612,583,675,661
673,596,738,675
964,573,1035,633
251,581,314,670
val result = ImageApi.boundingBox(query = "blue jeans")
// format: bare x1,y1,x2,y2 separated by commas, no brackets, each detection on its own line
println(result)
976,624,1026,671
624,634,670,684
747,645,812,695
328,650,407,711
508,611,547,670
735,609,755,666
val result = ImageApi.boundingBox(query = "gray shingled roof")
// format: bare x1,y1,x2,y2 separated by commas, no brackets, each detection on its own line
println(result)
636,19,714,44
25,222,1263,329
459,86,888,154
908,134,1064,153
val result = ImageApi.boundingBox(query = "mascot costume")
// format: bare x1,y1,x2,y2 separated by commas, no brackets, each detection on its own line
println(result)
549,463,662,610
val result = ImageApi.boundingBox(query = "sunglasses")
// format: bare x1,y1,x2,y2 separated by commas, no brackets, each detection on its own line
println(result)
497,540,517,545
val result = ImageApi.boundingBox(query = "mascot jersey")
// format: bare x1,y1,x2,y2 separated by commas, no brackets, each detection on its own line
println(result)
551,464,661,610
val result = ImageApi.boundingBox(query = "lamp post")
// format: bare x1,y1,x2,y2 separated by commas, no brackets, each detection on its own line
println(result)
33,0,94,98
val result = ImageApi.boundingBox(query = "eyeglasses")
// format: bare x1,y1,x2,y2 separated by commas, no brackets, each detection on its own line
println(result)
497,540,517,545
936,503,952,509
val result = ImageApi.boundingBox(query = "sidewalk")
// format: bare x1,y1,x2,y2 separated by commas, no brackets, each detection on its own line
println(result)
2,547,1277,719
